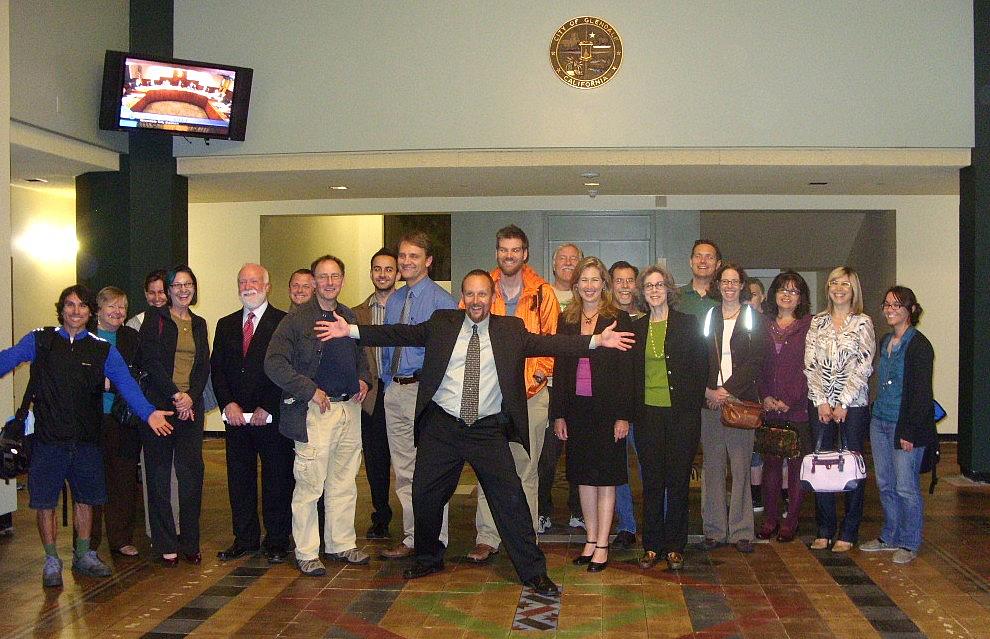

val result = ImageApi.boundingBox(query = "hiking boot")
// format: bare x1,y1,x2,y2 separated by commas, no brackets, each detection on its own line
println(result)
326,548,370,565
72,551,112,578
42,556,63,588
298,557,327,576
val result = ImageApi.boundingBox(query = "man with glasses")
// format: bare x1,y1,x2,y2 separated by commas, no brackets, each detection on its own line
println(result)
608,260,642,550
265,255,373,576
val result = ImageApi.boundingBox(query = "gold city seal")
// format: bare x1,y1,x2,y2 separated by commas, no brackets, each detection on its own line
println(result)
550,16,622,89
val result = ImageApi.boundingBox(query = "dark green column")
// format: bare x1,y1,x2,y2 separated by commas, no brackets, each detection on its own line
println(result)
958,1,990,480
75,0,187,306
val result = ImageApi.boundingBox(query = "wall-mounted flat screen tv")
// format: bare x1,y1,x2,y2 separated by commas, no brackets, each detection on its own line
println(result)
99,50,253,141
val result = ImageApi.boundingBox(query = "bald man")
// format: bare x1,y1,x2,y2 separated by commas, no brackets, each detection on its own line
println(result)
211,264,293,564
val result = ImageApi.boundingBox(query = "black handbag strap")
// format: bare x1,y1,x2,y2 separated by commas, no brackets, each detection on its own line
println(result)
814,421,849,453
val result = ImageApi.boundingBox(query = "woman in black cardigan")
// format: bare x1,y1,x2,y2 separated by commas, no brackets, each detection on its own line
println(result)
699,263,767,554
551,257,634,572
139,265,210,565
860,286,935,564
629,264,709,570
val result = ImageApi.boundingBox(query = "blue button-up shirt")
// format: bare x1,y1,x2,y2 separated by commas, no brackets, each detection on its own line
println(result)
873,327,916,422
0,327,155,422
382,277,457,386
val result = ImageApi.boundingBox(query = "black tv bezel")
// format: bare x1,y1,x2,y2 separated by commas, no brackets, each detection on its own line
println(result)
99,50,253,141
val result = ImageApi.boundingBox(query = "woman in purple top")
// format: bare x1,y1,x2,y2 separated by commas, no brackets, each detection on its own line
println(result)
756,271,813,542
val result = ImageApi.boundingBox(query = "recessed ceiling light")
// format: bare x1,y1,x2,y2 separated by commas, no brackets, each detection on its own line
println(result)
583,181,600,187
24,178,48,183
329,185,348,190
808,181,828,186
580,171,599,179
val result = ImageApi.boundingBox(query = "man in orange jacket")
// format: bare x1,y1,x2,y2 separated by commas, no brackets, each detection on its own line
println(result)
463,225,559,563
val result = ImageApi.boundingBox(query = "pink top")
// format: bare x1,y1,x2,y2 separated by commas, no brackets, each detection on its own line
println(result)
575,357,593,396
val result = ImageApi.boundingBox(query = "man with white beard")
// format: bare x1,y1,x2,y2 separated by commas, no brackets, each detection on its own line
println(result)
211,263,294,564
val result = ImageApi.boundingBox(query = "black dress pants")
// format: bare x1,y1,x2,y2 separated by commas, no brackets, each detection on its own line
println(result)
413,403,546,582
360,381,392,527
224,420,294,550
637,405,701,554
141,415,204,555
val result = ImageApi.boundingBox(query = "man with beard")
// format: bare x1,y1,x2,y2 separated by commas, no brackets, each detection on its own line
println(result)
211,264,293,564
265,255,372,576
378,232,457,560
464,225,558,563
353,248,398,539
288,269,316,309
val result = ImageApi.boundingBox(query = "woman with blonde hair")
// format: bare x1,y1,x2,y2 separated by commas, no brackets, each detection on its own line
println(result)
551,257,635,572
804,266,875,552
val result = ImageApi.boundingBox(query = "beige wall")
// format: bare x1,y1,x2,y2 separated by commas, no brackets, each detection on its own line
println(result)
259,214,385,311
9,184,77,402
174,1,972,157
189,193,960,434
9,0,128,152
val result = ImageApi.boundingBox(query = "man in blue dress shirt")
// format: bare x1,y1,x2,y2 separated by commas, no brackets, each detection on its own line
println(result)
378,231,457,559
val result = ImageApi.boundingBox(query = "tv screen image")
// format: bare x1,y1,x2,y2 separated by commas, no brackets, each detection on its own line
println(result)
121,57,235,135
100,51,253,140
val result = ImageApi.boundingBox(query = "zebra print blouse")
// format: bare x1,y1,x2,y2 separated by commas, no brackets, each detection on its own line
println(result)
804,312,875,408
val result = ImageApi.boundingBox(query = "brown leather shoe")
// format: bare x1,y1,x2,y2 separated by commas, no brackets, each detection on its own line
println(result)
379,543,415,560
666,551,684,570
466,543,499,563
638,550,660,569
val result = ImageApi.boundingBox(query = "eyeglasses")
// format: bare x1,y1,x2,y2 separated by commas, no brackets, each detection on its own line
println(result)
170,282,194,290
778,288,800,297
719,279,741,287
315,273,343,282
881,302,904,310
642,282,667,291
828,279,852,289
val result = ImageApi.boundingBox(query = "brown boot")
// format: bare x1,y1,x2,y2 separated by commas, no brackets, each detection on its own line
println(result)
379,543,415,560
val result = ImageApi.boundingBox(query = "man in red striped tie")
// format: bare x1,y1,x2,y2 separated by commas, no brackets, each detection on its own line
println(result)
211,263,293,564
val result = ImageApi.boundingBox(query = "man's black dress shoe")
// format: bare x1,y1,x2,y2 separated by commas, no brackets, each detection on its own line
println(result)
217,543,260,561
265,548,289,564
522,574,560,596
402,561,444,580
366,523,389,540
184,553,202,565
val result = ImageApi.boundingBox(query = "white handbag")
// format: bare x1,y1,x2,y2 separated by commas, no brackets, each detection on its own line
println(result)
799,427,867,493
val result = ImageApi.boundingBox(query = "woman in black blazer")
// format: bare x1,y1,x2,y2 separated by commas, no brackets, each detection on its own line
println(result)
139,265,210,565
550,257,634,572
629,264,709,571
699,263,767,554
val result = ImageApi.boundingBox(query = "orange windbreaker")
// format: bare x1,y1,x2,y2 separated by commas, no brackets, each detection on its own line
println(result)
462,265,559,398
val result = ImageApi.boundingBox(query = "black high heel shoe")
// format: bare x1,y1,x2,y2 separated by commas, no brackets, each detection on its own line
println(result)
572,540,596,565
588,544,609,572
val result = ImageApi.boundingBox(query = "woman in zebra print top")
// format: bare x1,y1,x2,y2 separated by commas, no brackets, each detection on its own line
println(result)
804,266,875,553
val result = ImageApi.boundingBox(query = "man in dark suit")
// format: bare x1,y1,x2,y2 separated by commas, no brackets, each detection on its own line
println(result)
315,269,634,595
211,263,293,564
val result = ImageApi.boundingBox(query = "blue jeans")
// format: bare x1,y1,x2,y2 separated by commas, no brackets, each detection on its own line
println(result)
810,405,870,543
615,425,639,533
870,417,925,551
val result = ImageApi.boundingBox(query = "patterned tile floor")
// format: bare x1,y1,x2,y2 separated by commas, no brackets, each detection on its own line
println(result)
0,441,988,638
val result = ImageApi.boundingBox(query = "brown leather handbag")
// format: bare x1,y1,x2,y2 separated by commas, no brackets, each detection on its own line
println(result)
720,400,764,429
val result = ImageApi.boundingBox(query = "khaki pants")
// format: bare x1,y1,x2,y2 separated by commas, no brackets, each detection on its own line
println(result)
292,400,362,561
384,382,448,549
475,386,548,548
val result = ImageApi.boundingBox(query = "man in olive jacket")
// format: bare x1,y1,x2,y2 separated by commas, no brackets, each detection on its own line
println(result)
264,255,372,577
